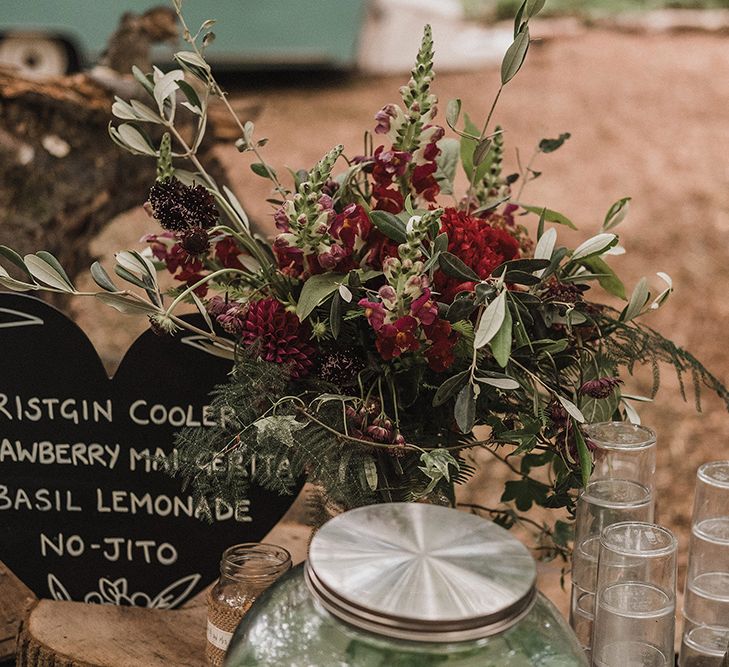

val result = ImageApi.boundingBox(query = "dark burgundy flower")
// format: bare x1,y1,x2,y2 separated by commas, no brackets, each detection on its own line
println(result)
359,298,387,332
579,377,623,399
179,226,210,256
241,298,315,378
217,303,248,335
214,237,245,269
375,316,420,360
374,104,398,134
410,289,438,326
148,177,218,231
330,204,371,249
411,162,439,202
363,229,400,269
424,318,459,372
544,279,588,304
434,207,521,302
206,296,230,318
372,145,412,178
373,185,405,214
273,237,305,277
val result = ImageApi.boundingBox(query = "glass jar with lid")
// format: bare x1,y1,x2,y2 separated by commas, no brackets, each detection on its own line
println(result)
224,503,588,666
206,542,291,666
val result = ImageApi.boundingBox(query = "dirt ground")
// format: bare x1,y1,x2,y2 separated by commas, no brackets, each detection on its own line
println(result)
70,27,729,616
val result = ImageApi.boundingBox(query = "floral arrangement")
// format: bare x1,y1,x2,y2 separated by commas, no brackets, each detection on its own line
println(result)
2,0,727,555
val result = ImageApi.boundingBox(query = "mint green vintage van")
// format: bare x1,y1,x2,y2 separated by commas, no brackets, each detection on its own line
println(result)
0,1,368,76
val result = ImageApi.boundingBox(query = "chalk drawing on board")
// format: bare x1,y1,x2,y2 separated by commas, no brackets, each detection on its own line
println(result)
47,572,202,609
0,307,44,329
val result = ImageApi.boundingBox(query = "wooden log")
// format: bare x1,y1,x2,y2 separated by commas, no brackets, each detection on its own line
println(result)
15,601,206,667
0,560,37,662
0,68,231,286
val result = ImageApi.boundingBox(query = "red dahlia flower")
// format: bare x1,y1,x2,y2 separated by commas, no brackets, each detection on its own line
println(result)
241,298,315,378
434,207,521,302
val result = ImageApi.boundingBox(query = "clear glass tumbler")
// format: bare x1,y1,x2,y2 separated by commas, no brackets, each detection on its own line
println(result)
570,422,657,654
592,521,677,667
679,461,729,666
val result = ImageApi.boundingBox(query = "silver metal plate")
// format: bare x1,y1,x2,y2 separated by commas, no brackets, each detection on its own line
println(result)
306,503,536,641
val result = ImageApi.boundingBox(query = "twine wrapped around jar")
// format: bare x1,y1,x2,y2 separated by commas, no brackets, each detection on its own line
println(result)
206,543,291,666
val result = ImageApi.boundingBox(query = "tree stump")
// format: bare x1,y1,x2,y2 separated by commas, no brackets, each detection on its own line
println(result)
0,560,36,662
15,601,206,667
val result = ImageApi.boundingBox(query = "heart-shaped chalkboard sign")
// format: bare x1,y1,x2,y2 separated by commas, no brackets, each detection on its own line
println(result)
0,293,297,608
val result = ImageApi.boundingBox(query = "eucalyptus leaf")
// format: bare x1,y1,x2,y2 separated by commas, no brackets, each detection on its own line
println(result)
557,395,585,423
0,266,38,291
114,265,149,290
582,256,626,300
455,384,476,434
153,69,183,115
296,273,345,321
24,255,74,292
473,138,492,167
526,0,546,18
329,292,342,339
622,399,642,425
621,277,650,322
176,79,202,114
650,271,673,310
434,232,449,254
446,296,476,323
131,66,155,96
501,26,530,85
459,114,490,183
474,291,506,349
95,292,159,315
36,251,74,290
432,369,470,407
521,205,577,230
369,210,407,243
434,138,460,195
338,284,353,303
446,98,461,129
250,162,276,180
439,252,480,282
111,99,138,120
573,423,592,487
175,51,211,72
538,132,571,153
490,304,512,367
90,262,119,293
492,258,550,278
115,124,156,156
223,186,251,231
0,245,32,278
571,233,618,261
603,197,631,231
191,290,214,332
129,99,163,123
475,374,520,390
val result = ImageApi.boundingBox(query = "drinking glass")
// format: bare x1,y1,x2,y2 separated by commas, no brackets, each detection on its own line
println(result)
592,521,677,667
679,461,729,666
570,422,657,653
585,422,657,492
